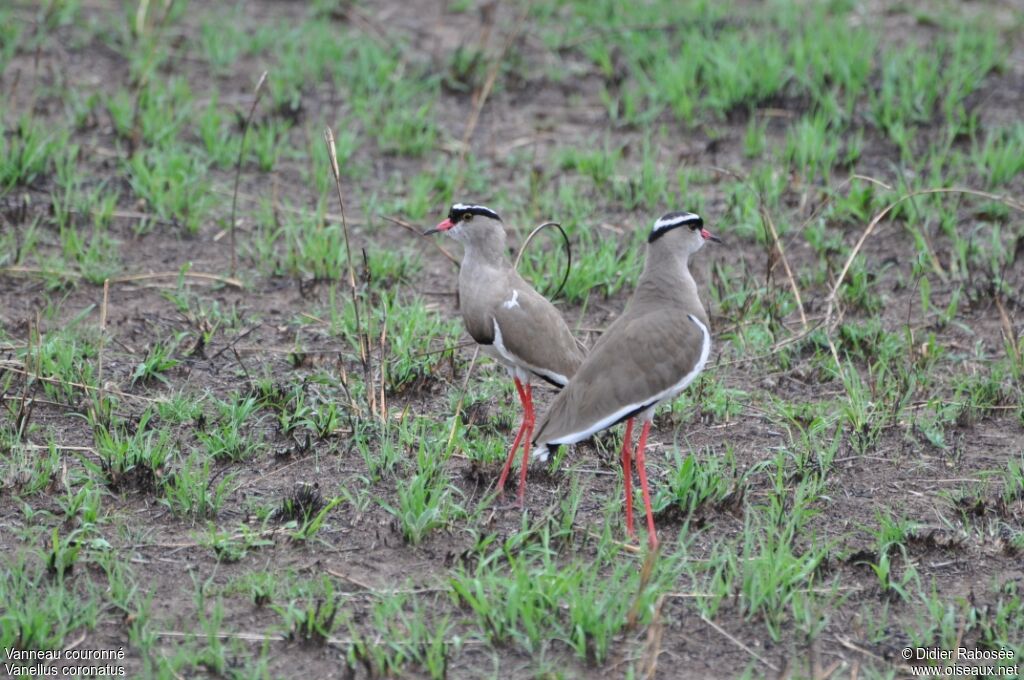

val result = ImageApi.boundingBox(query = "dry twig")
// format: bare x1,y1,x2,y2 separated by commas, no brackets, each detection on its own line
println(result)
382,214,460,265
324,126,378,420
824,186,1024,330
760,206,808,330
639,595,666,679
699,614,780,672
229,71,268,277
454,2,532,189
0,267,243,289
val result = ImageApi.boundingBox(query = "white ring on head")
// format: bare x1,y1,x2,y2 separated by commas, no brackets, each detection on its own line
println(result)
652,212,701,232
450,203,501,221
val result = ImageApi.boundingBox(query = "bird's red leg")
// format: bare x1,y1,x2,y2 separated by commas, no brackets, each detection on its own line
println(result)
496,377,528,496
634,420,659,550
517,382,535,506
621,418,635,538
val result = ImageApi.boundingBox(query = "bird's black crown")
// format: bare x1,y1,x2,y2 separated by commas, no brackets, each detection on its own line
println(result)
648,211,703,243
449,203,501,223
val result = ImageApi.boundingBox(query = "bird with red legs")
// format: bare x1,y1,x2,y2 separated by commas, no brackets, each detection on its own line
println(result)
531,211,720,549
425,203,584,504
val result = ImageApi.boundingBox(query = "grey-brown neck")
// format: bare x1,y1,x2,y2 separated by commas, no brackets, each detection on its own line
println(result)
630,231,708,324
449,218,510,270
461,226,509,268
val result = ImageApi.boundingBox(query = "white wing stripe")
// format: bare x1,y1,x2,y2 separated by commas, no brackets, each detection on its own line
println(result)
492,318,569,387
541,314,711,447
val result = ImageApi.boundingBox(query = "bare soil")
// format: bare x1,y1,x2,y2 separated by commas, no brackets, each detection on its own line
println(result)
1,1,1023,678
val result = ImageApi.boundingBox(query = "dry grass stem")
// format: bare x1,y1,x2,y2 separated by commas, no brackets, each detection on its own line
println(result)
382,214,460,265
699,613,780,672
0,267,243,289
760,207,808,330
229,70,268,277
324,126,377,420
825,186,1024,329
454,2,532,190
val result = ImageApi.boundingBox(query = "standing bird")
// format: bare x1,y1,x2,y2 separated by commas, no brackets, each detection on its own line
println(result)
425,203,584,504
531,211,720,549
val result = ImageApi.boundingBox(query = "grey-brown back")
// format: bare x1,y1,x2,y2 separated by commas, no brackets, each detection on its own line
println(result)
532,225,712,444
459,246,583,386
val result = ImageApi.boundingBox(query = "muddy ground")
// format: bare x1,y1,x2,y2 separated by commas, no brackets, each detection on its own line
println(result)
1,0,1023,678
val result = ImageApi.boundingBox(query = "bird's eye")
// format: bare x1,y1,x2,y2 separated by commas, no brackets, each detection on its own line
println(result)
463,214,474,222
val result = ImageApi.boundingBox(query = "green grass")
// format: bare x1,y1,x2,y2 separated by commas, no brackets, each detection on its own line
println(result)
0,439,61,497
973,123,1024,189
198,393,264,462
0,7,21,75
652,446,739,518
127,146,213,234
345,592,454,678
450,506,672,664
21,310,100,403
1,0,1022,676
274,576,342,644
89,409,171,490
375,293,462,393
380,420,465,544
161,451,236,521
0,115,71,192
0,552,100,650
131,334,184,386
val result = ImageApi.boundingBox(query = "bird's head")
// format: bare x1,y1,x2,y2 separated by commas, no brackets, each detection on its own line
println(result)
424,203,504,246
647,211,720,254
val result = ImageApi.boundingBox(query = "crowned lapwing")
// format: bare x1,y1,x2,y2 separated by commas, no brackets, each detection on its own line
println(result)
531,211,719,548
425,203,584,504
